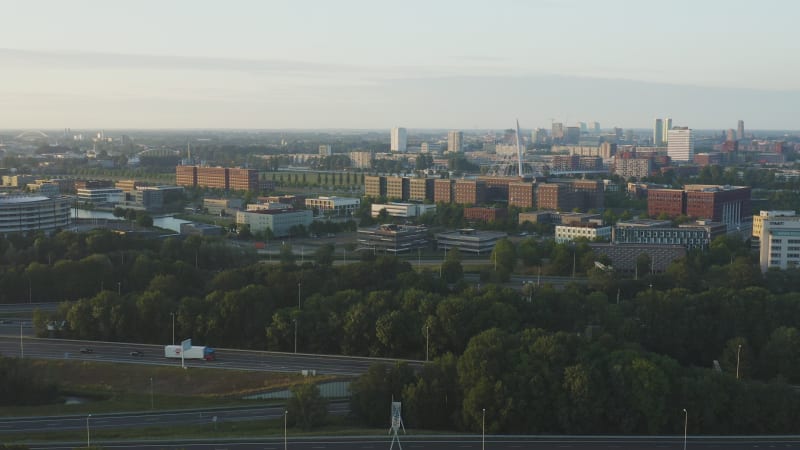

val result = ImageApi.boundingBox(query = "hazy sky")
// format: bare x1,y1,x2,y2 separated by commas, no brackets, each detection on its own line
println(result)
2,0,799,130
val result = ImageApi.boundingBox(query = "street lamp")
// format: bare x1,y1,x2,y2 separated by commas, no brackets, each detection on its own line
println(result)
736,344,742,380
117,281,121,296
293,319,298,354
86,414,92,448
683,408,688,450
425,325,430,362
284,410,288,450
170,312,176,346
482,408,486,450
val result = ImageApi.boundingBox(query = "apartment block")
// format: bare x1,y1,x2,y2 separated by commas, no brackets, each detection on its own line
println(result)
509,182,535,208
409,178,435,202
454,180,487,205
434,179,454,203
386,176,410,201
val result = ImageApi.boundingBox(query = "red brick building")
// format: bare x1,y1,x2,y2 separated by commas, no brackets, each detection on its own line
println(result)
227,168,259,191
433,179,454,203
454,180,487,205
464,207,508,222
647,189,686,218
176,165,259,191
509,182,535,208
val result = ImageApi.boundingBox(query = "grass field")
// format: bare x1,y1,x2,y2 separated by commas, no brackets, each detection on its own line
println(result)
0,359,327,417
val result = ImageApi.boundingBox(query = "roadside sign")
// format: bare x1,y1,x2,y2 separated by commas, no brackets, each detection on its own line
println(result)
181,338,192,351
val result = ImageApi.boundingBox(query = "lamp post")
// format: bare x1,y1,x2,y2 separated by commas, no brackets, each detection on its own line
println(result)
736,344,742,380
150,377,154,410
170,312,175,345
482,408,486,450
86,414,92,448
284,410,288,450
425,325,430,362
683,408,688,450
19,321,23,358
293,319,298,354
117,281,121,296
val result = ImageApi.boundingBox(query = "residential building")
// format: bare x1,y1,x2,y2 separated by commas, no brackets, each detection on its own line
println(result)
453,180,487,205
0,194,71,234
508,182,535,208
654,119,664,146
391,127,407,152
386,176,410,201
434,179,454,203
551,122,564,141
196,167,228,189
667,127,694,162
408,178,435,202
176,165,259,191
364,176,387,198
349,151,373,169
175,165,197,187
357,224,427,254
319,145,332,157
236,208,313,237
663,118,673,143
305,196,360,217
737,120,745,140
436,229,508,254
614,158,652,180
227,168,259,191
447,130,463,153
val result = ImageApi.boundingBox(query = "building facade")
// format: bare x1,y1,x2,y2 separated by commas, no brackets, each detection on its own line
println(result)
364,176,387,198
0,195,71,234
509,182,535,208
371,202,436,218
453,180,487,205
409,178,435,202
386,176,410,201
434,179,454,203
667,127,694,162
464,207,507,223
555,223,612,243
447,130,463,153
305,196,360,217
758,216,800,272
357,224,427,254
236,209,313,237
391,127,407,152
436,229,508,254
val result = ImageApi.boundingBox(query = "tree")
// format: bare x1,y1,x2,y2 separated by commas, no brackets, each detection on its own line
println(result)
491,239,516,273
287,382,328,430
135,212,153,228
280,244,296,266
314,243,335,267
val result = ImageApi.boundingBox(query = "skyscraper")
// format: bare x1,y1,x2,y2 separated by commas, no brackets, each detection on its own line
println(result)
653,119,664,146
737,120,745,140
667,127,694,162
447,130,463,153
663,118,673,144
391,127,407,152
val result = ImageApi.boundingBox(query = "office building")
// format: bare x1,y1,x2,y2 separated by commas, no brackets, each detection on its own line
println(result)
564,126,581,145
176,165,259,191
447,130,463,153
551,123,564,141
0,195,71,234
176,166,197,187
589,243,686,274
319,145,332,157
454,180,487,205
391,127,407,152
386,176,410,201
236,208,313,237
663,118,672,143
758,215,800,272
370,202,436,218
647,185,751,231
737,120,745,140
555,223,612,243
203,198,243,215
509,182,535,208
349,151,373,169
77,188,124,205
613,219,726,251
654,119,664,146
228,168,260,192
753,210,796,239
305,196,360,217
667,127,694,162
436,229,508,254
357,224,428,254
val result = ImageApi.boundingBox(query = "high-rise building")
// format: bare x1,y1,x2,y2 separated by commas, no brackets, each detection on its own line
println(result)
579,122,587,133
551,123,564,141
663,118,673,144
447,130,463,153
591,122,601,134
319,145,332,157
532,128,548,144
725,129,736,142
653,119,664,146
737,120,745,140
667,127,694,162
564,126,581,144
391,127,407,152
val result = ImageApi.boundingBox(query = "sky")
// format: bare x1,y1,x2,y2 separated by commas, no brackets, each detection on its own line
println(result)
1,0,799,130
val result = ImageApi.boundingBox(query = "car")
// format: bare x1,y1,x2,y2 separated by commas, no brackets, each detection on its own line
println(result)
129,350,144,357
79,347,93,354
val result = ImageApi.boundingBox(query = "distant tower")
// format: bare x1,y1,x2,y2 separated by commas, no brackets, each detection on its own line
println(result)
591,122,601,134
663,117,673,144
391,127,407,152
447,130,463,153
737,120,745,140
654,119,664,146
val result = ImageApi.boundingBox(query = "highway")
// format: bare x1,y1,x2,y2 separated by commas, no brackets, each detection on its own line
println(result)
0,402,349,434
23,435,800,449
0,336,423,376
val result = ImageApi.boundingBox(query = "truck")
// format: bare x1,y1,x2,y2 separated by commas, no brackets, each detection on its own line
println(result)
164,345,216,361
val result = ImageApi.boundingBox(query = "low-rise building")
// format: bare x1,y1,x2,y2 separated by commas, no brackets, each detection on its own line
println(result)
371,202,436,218
436,229,508,254
77,188,124,205
357,224,428,254
180,222,224,236
0,194,71,234
589,243,686,274
464,207,507,223
555,223,611,243
204,198,243,216
613,219,726,250
756,212,800,272
236,208,313,237
305,196,360,217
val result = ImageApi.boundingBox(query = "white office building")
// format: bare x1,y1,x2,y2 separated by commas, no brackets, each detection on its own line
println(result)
305,196,360,217
371,202,436,218
667,127,694,162
236,209,313,237
0,195,71,234
391,127,407,152
555,224,612,243
758,215,800,272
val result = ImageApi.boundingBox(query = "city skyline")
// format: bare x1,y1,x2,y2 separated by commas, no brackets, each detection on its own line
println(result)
2,0,799,129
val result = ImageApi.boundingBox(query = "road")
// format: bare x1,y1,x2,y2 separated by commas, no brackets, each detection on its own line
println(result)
0,402,349,434
24,435,800,449
0,336,423,376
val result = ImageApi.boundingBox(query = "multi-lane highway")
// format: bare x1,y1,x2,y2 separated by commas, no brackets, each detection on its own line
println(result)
0,336,423,376
22,435,800,450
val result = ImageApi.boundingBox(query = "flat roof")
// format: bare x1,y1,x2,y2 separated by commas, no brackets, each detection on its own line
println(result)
0,194,51,204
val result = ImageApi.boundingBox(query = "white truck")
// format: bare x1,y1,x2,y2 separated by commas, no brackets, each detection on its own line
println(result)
164,345,216,361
